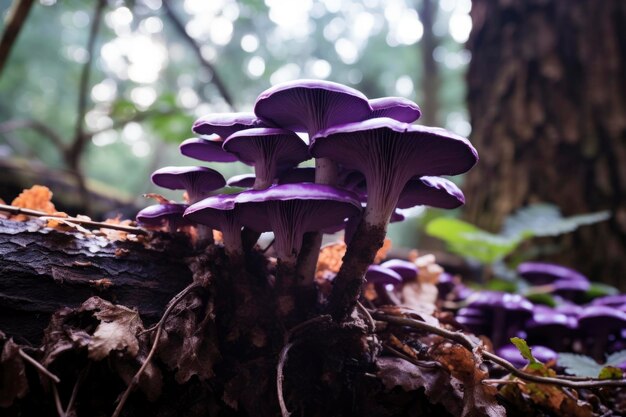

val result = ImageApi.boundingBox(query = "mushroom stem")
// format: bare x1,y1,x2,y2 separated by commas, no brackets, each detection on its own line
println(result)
314,157,338,185
327,218,387,321
221,221,244,264
275,258,299,323
253,156,276,190
195,224,214,247
296,231,323,287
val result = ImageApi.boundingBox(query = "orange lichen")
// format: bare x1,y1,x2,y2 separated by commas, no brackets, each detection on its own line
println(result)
315,241,347,283
10,185,65,221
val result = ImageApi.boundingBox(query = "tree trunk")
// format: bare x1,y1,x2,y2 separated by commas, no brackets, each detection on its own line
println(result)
464,0,626,287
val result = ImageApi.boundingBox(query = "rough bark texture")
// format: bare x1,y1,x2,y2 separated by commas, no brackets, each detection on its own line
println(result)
0,218,192,343
465,0,626,287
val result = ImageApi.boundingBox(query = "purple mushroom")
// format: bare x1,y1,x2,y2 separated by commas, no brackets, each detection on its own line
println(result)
525,309,577,351
136,203,189,233
496,344,557,369
179,136,238,163
396,177,465,210
184,194,244,260
311,118,477,319
364,265,403,306
192,112,266,138
517,262,589,286
368,97,421,123
151,166,226,204
223,128,310,190
254,79,372,184
380,259,418,282
578,306,626,360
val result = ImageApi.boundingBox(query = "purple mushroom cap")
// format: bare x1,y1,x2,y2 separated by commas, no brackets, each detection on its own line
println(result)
396,176,465,210
136,203,189,231
192,112,266,138
310,118,478,225
380,259,418,282
233,184,362,263
254,79,372,138
525,310,577,351
369,97,421,123
591,295,626,308
365,265,403,285
151,166,226,203
496,344,557,369
517,262,589,286
223,127,310,190
226,173,257,188
578,305,626,359
179,136,238,163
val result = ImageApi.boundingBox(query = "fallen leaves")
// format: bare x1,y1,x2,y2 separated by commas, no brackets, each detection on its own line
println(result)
0,333,28,407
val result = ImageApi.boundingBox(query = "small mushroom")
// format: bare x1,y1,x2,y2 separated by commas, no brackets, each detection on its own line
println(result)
226,173,257,188
192,112,266,138
364,265,403,306
223,128,310,190
396,176,465,210
136,203,189,233
151,166,226,204
496,344,557,369
578,306,626,360
179,136,238,163
380,259,419,282
517,262,588,286
525,309,577,351
368,97,421,123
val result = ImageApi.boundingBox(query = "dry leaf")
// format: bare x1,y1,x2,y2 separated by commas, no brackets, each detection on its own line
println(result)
0,335,28,407
81,297,142,361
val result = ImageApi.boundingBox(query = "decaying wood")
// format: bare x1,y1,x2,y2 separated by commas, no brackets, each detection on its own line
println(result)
465,0,626,287
0,218,192,343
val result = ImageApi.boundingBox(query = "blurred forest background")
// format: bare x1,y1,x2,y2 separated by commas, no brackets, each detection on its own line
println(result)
0,0,624,287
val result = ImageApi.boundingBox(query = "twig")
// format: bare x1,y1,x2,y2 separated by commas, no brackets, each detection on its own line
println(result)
0,0,35,77
373,312,626,389
0,204,148,234
285,315,331,342
356,301,376,333
65,363,91,416
18,349,61,384
384,344,440,369
137,283,200,336
161,0,236,110
482,378,525,386
51,384,66,417
277,340,299,417
111,282,200,417
0,119,67,152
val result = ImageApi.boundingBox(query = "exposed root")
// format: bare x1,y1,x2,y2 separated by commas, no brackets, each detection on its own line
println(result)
19,348,60,383
277,340,300,417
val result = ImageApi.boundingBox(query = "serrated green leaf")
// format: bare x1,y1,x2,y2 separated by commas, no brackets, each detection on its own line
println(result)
557,353,603,377
510,337,538,364
598,366,623,380
605,350,626,367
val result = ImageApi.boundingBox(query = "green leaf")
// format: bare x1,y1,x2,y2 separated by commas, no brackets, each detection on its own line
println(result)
557,353,603,377
524,292,557,308
502,204,610,238
598,366,623,380
585,282,620,299
510,337,538,364
605,350,626,367
425,218,521,264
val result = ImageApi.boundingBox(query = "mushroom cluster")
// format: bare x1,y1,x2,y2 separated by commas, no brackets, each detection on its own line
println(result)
137,79,477,323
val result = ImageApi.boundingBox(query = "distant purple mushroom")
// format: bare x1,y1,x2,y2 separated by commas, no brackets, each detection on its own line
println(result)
136,203,189,233
151,166,226,204
496,344,557,369
192,112,266,138
591,295,626,308
525,309,577,351
380,259,418,282
254,79,372,184
578,306,626,360
517,262,589,286
179,136,238,163
368,97,421,123
223,128,310,190
364,265,403,306
311,118,477,319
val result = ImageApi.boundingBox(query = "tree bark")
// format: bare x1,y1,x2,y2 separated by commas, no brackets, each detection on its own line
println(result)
0,218,192,343
464,0,626,287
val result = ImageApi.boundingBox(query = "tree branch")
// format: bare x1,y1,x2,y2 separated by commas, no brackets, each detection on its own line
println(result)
161,0,237,110
0,0,35,77
0,119,67,153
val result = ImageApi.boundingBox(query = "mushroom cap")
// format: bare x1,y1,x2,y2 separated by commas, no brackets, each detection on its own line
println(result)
151,166,226,202
591,295,626,308
179,137,238,163
254,79,372,137
552,279,590,297
136,203,189,228
310,118,478,224
380,259,418,282
277,167,316,184
526,311,578,331
192,112,265,138
223,127,310,169
496,344,557,368
578,305,626,331
365,265,403,285
396,176,465,210
226,173,257,188
466,291,534,317
183,194,243,239
517,262,589,286
369,97,421,123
